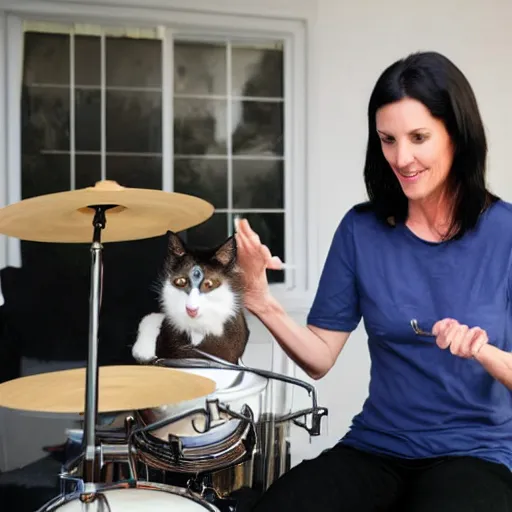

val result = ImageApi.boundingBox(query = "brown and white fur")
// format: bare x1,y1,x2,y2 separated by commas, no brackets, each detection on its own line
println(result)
132,231,250,365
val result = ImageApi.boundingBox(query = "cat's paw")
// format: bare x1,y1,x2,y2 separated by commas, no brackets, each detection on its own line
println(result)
132,312,164,363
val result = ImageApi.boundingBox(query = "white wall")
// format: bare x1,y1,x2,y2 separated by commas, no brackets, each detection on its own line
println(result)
1,0,512,477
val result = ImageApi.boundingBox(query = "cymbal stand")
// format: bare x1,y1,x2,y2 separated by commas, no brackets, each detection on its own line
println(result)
80,205,113,491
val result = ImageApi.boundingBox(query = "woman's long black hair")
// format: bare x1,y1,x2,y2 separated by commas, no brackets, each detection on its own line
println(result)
357,51,498,239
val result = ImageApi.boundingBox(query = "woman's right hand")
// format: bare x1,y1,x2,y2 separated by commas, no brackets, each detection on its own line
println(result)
234,218,282,314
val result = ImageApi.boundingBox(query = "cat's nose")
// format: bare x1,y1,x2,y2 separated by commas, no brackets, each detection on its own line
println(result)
186,305,199,318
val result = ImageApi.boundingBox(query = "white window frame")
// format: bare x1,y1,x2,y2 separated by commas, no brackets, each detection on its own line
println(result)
0,0,316,308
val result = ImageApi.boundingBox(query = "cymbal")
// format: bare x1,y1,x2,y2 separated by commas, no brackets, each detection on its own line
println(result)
0,365,216,414
0,180,214,243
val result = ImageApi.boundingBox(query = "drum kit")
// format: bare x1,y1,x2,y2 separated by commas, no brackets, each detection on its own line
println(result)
0,180,328,511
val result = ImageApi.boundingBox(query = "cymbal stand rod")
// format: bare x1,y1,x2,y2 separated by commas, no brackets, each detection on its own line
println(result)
82,205,107,488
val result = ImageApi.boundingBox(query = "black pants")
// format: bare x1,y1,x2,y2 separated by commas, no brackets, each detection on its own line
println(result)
251,444,512,511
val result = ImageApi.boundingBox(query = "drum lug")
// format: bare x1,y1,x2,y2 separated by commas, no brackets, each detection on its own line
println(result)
167,434,184,462
292,406,328,436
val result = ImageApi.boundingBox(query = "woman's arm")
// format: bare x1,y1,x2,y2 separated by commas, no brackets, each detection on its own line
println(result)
475,344,512,390
235,218,352,379
250,294,351,379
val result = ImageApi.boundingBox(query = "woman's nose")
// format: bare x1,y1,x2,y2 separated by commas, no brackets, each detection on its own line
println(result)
395,142,415,169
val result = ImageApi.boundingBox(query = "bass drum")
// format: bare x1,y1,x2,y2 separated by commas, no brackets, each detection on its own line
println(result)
38,482,220,512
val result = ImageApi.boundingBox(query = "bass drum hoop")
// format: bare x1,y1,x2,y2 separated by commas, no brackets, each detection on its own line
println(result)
37,481,220,511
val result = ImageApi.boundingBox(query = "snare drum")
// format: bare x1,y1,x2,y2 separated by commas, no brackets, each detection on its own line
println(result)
38,482,220,511
132,361,268,474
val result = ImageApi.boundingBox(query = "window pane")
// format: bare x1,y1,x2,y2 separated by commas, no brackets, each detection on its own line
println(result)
106,91,162,153
179,213,228,249
174,98,227,155
242,212,284,283
232,159,283,209
174,42,226,95
75,89,101,151
75,35,100,87
22,154,70,199
23,32,70,85
232,100,283,156
174,158,227,208
22,86,70,152
107,155,162,190
231,45,283,98
107,37,162,88
76,155,101,189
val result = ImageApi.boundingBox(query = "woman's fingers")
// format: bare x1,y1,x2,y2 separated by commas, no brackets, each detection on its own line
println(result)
236,218,283,270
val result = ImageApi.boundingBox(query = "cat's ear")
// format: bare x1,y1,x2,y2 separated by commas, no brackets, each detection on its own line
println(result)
167,230,186,257
214,236,237,267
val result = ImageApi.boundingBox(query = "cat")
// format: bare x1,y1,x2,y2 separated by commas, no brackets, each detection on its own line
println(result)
131,230,250,365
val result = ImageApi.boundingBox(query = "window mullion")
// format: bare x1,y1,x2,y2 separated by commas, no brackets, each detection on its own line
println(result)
69,31,75,190
162,27,173,193
226,39,233,236
6,14,22,268
100,30,106,181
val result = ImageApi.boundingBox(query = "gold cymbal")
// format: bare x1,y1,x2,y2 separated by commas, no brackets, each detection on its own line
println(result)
0,365,216,414
0,180,214,243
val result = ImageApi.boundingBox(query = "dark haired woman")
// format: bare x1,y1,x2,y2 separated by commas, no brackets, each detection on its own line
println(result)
236,51,512,511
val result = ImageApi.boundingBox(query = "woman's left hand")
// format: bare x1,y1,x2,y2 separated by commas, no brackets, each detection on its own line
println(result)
432,318,489,359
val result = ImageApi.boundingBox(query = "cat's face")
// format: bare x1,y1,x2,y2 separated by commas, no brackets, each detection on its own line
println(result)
160,231,243,336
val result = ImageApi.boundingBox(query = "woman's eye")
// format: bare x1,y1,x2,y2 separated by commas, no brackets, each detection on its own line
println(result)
380,137,394,145
412,133,427,143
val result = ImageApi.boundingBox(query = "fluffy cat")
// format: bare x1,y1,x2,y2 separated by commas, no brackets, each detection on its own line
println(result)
132,230,250,365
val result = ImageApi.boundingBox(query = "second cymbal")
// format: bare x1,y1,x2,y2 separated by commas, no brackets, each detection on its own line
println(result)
0,365,217,414
0,180,214,243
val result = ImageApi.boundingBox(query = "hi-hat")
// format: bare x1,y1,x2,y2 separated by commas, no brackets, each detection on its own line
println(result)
0,365,216,414
0,180,214,243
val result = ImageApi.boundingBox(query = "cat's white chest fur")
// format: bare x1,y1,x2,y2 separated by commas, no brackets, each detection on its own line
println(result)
189,331,205,346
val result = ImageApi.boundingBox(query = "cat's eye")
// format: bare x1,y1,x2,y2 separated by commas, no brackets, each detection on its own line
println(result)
202,279,219,291
173,277,188,288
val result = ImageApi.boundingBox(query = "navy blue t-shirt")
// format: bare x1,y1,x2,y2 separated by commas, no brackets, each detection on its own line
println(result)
307,200,512,470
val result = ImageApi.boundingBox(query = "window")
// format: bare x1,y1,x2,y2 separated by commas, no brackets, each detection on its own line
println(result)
2,11,307,293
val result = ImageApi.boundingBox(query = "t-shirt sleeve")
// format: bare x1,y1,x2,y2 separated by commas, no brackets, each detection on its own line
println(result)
307,209,361,332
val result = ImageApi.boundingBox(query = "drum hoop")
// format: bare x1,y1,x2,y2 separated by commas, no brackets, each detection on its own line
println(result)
37,480,220,511
131,404,257,473
154,354,328,436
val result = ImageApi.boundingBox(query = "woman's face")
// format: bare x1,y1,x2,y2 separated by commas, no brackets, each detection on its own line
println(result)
376,97,454,203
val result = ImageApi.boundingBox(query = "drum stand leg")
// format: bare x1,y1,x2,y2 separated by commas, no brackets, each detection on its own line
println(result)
80,205,111,489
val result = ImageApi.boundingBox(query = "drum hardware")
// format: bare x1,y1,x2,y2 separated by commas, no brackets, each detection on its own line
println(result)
129,399,257,474
142,356,328,499
156,351,329,437
82,204,110,487
0,181,216,508
59,398,258,484
186,475,239,512
0,181,329,510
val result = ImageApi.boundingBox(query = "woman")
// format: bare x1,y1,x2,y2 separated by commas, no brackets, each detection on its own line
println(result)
235,51,512,511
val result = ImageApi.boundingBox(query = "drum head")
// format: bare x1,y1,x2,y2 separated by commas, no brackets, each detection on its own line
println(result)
41,486,219,511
